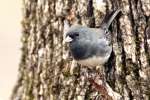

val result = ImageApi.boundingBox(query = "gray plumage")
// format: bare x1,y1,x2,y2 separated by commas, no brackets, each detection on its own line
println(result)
64,9,121,66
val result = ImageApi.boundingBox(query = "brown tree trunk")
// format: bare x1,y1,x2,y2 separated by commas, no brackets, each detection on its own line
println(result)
11,0,150,100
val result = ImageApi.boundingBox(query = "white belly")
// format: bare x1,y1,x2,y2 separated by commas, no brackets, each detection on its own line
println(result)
77,55,110,67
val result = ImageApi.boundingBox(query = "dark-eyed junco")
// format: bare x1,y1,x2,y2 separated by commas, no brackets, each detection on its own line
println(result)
64,9,121,67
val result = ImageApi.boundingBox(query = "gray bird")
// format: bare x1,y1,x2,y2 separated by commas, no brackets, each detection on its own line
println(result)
64,9,121,67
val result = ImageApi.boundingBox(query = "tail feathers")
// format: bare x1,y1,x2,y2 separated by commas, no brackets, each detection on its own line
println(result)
100,9,121,30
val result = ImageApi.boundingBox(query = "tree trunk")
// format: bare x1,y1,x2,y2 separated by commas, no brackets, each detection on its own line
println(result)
11,0,150,100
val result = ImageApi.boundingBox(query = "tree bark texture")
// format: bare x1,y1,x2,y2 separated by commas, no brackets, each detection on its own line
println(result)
11,0,150,100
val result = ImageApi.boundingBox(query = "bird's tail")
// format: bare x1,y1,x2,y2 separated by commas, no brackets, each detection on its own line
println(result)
100,9,121,30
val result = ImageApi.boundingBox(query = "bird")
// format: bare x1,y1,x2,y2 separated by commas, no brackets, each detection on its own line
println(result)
64,9,121,67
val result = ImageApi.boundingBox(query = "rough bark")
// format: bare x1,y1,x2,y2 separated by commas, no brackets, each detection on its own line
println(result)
11,0,150,100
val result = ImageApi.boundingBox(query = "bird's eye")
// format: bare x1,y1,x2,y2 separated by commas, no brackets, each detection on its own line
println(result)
68,32,79,39
74,33,79,36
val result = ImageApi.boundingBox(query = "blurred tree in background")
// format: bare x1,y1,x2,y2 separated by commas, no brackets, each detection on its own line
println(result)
11,0,150,99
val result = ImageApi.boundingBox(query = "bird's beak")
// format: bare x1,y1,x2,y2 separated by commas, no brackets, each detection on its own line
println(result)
64,36,73,43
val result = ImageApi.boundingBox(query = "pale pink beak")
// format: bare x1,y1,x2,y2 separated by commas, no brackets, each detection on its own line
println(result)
64,36,73,43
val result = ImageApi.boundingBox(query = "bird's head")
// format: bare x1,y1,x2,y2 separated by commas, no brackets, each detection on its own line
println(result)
64,25,96,44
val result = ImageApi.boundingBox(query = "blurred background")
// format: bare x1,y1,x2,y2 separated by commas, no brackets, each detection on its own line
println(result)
0,0,21,100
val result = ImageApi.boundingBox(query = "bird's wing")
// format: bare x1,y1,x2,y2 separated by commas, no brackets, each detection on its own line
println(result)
95,38,112,57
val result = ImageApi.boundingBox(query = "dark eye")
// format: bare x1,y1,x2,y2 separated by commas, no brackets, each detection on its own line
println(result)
74,33,79,37
69,32,79,39
74,32,79,36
